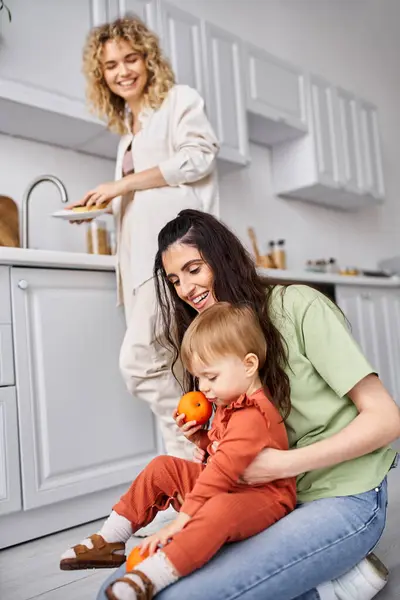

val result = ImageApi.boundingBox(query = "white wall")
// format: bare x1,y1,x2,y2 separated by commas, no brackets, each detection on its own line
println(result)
0,134,114,252
170,0,400,270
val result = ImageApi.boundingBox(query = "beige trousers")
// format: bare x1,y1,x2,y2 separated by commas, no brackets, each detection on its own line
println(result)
119,277,193,460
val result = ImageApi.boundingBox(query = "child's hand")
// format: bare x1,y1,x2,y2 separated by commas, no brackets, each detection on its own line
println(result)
140,513,191,556
193,447,206,463
173,410,204,441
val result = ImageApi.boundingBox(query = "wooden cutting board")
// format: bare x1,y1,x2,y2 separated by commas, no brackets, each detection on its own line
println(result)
0,195,20,247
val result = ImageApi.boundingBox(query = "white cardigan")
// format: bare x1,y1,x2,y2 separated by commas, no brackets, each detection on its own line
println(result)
112,84,220,296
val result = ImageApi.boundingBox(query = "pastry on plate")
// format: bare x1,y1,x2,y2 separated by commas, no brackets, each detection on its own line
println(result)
71,203,108,213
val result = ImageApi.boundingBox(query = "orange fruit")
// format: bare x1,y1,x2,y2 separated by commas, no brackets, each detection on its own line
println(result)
177,391,213,425
126,545,150,571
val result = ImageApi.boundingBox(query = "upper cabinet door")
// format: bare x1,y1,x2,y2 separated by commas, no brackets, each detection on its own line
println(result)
159,2,204,95
202,23,249,165
245,43,307,145
0,388,21,516
0,0,101,103
336,88,363,194
309,76,339,187
358,100,385,201
103,0,158,29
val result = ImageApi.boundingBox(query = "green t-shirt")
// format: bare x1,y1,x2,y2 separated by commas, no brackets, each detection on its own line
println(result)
269,284,396,502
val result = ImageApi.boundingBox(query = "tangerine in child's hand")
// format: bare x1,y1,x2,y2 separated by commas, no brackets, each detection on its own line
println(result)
126,546,150,571
177,391,213,426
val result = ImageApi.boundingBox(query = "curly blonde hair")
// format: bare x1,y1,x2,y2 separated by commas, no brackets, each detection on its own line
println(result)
82,15,175,135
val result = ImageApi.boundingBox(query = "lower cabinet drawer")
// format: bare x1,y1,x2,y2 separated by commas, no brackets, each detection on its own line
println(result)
0,324,14,387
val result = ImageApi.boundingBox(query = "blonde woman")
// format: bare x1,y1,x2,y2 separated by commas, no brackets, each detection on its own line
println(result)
73,16,219,462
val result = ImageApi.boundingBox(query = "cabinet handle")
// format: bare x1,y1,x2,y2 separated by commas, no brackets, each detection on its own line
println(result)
18,280,29,290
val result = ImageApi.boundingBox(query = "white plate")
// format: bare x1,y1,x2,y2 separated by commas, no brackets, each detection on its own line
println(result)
52,208,108,221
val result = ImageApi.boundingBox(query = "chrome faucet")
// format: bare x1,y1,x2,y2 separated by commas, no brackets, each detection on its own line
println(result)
22,175,68,248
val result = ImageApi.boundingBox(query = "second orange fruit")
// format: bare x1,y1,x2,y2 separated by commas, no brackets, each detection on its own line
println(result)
126,546,149,571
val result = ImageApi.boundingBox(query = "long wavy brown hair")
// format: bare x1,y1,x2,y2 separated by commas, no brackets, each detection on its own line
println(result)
82,14,175,134
154,210,292,420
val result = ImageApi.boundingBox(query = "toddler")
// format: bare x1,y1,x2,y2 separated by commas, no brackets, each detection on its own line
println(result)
60,302,296,600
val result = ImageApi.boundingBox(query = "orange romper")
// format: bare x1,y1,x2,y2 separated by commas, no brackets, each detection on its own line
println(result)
114,388,297,576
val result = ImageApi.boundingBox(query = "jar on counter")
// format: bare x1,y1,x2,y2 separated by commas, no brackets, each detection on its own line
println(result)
108,230,117,255
86,220,110,255
272,239,286,270
326,258,339,274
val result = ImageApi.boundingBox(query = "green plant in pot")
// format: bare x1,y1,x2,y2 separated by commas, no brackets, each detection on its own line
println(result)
0,1,11,22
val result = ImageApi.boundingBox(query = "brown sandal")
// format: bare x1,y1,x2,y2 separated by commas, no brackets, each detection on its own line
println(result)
60,533,126,570
105,569,154,600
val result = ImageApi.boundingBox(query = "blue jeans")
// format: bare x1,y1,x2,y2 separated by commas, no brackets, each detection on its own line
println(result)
97,478,388,600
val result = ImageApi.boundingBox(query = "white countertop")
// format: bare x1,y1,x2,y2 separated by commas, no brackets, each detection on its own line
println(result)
258,267,400,287
0,247,116,271
0,248,399,287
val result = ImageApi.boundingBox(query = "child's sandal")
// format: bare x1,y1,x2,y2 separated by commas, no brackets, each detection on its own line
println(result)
60,534,126,570
105,569,154,600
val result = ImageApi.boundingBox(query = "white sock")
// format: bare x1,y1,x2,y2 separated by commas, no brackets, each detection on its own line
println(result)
112,551,179,600
60,511,132,560
99,510,133,543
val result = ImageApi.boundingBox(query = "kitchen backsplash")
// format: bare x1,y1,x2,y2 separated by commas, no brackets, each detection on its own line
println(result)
0,133,115,253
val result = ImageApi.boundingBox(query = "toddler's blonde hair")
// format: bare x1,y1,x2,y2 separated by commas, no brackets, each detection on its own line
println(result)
181,302,267,373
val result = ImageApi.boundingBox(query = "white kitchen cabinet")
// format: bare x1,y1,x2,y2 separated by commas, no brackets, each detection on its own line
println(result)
309,76,339,188
159,2,204,95
272,76,385,211
10,267,158,510
358,100,385,201
0,388,22,516
0,267,14,387
101,0,158,27
0,0,108,151
0,324,14,387
336,87,363,194
75,128,121,160
202,22,249,165
336,285,400,403
0,0,103,103
245,43,307,146
0,267,11,324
